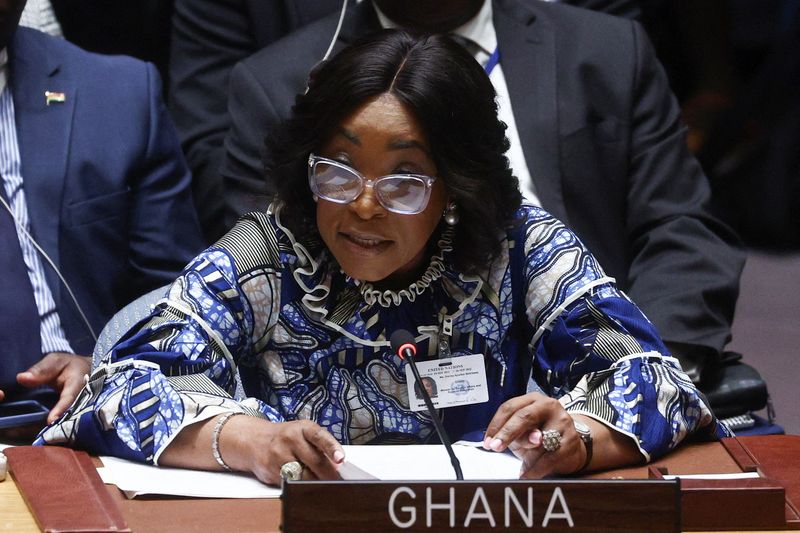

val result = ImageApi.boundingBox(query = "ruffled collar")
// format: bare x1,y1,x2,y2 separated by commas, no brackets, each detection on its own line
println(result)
355,227,454,308
271,204,482,335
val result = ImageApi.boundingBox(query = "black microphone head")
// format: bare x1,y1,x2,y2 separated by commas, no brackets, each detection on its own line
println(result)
390,329,417,359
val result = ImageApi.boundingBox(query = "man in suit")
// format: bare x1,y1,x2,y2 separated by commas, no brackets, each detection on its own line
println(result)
0,0,204,423
168,0,642,243
168,0,344,242
218,0,744,387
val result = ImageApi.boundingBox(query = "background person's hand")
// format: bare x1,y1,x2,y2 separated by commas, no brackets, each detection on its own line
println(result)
16,352,91,423
483,392,587,478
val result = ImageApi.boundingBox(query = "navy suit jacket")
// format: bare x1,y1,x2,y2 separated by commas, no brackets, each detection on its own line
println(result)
7,28,205,356
219,0,744,357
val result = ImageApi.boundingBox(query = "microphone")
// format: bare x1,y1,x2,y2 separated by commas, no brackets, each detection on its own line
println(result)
390,329,463,481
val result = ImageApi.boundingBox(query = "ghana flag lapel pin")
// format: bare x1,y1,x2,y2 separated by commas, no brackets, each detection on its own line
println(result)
45,91,66,106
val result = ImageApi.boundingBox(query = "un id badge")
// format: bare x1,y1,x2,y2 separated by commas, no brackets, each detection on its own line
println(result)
405,354,489,412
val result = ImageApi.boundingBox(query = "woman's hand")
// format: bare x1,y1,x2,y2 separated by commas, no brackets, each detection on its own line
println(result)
229,418,345,485
483,392,586,478
160,415,345,486
484,392,645,477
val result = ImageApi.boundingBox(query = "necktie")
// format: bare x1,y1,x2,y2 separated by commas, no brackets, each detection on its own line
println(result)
0,181,42,394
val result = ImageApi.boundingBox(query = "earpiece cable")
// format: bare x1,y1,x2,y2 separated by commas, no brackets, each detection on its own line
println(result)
0,192,98,342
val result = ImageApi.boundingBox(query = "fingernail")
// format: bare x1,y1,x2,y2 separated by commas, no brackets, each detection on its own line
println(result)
482,436,492,449
490,438,504,451
333,450,345,463
529,429,542,446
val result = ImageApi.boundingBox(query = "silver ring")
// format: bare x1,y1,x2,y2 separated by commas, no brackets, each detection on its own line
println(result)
280,460,304,481
541,428,562,452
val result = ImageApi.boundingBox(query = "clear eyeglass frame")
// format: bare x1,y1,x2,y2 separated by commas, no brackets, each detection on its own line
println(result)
307,154,436,215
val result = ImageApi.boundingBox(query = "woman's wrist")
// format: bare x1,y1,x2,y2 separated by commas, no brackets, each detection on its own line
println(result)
212,412,244,470
570,416,593,473
572,414,644,472
216,412,260,473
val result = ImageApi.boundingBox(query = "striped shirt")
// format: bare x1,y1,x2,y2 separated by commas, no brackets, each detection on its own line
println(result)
0,54,74,356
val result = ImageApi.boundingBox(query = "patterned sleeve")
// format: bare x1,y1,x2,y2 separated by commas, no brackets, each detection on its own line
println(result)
35,216,285,464
519,208,727,461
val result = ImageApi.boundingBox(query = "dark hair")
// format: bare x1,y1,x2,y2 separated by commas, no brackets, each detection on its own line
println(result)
267,30,522,274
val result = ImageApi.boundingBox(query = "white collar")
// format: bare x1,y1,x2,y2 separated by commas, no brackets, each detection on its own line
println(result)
0,48,8,95
372,0,497,55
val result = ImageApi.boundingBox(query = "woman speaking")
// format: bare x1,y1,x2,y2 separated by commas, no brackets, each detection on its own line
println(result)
38,30,724,485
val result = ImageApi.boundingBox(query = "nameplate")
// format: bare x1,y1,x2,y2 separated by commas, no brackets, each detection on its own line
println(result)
281,479,680,532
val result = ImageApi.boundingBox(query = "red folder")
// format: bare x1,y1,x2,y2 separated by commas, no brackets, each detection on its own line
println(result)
5,446,129,532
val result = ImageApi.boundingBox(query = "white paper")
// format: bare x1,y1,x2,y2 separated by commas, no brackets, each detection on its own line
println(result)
93,446,764,501
662,472,760,480
99,456,281,499
338,444,522,481
98,443,522,499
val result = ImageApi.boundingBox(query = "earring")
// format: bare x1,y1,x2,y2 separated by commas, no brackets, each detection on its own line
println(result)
443,202,459,226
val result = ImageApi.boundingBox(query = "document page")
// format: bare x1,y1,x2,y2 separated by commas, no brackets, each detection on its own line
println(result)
98,443,522,499
98,456,281,499
339,443,522,481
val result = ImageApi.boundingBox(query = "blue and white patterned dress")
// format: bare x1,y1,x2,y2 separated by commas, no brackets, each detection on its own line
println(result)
36,204,725,464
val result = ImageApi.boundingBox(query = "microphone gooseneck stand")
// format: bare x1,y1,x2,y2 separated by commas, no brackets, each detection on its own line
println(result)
390,329,464,481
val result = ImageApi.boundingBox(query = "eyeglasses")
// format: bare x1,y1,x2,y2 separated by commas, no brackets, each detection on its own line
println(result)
308,154,436,214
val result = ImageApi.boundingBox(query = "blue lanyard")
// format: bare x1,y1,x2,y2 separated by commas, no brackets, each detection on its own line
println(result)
484,47,500,75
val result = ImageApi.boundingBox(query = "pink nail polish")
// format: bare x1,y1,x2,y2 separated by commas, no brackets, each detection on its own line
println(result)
333,450,345,463
490,438,504,451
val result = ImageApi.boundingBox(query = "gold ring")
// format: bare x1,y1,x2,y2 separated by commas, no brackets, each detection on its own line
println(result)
542,428,562,452
280,460,304,481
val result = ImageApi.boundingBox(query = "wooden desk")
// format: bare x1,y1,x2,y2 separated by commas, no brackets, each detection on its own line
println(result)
116,439,738,532
0,474,39,532
4,436,799,532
